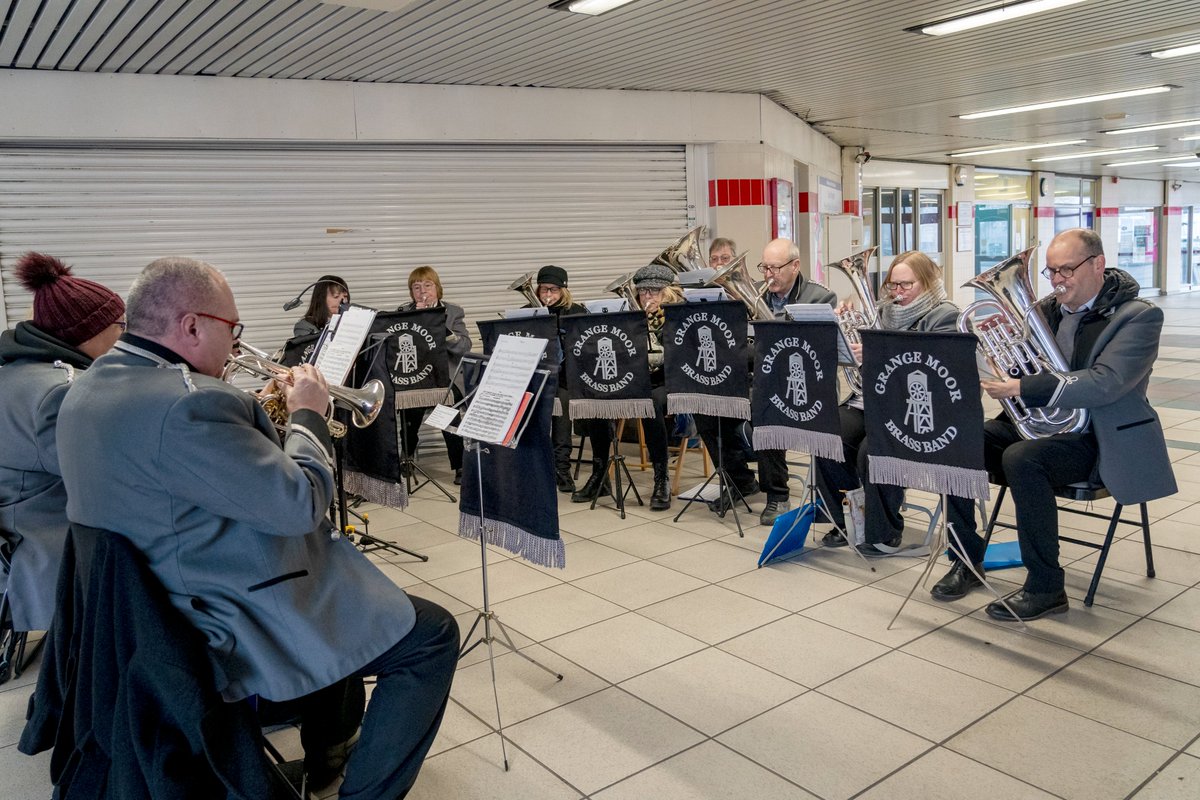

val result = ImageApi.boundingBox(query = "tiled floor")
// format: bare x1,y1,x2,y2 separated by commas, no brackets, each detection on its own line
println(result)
4,292,1200,799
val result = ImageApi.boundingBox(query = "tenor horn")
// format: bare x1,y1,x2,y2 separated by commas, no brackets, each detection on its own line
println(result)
826,247,880,394
956,247,1089,439
605,272,642,311
649,225,710,274
508,271,543,307
223,343,385,431
708,252,775,321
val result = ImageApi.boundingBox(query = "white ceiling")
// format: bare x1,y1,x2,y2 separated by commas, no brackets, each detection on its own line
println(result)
2,0,1199,180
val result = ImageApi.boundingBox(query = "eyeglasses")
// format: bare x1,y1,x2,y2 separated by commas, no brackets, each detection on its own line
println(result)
194,312,244,340
757,258,796,275
710,253,734,266
884,280,917,292
113,320,128,332
1041,254,1095,280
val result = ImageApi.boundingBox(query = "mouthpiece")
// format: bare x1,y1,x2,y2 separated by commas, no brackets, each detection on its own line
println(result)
1053,285,1066,295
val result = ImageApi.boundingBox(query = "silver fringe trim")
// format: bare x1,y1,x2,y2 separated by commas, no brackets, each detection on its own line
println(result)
344,470,409,510
868,456,991,501
458,513,565,569
553,396,563,417
667,393,750,420
393,387,448,410
753,426,844,461
569,398,655,420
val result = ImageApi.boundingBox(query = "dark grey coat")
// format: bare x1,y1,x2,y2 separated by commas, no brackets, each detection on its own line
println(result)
56,339,415,702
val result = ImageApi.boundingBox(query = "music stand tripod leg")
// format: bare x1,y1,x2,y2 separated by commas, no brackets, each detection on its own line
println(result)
332,434,429,562
397,408,457,503
672,431,746,537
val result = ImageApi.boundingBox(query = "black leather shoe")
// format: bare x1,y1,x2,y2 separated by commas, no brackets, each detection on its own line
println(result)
759,499,790,526
986,589,1069,621
854,536,903,558
555,469,576,494
930,560,984,601
571,470,610,503
453,469,462,486
821,529,848,547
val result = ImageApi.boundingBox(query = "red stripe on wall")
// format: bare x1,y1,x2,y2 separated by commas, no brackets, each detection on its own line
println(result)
708,180,716,207
708,178,770,207
1035,207,1055,218
751,180,764,205
1165,206,1183,216
1097,207,1119,217
797,192,816,214
843,200,860,215
717,179,729,206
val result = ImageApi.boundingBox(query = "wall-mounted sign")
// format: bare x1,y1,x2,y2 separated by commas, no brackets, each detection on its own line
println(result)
771,178,794,240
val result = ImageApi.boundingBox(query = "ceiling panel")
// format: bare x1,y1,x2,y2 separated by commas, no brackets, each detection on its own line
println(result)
0,0,1198,178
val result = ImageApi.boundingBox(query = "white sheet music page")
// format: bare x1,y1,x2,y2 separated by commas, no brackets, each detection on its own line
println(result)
456,334,547,445
786,303,858,366
314,304,376,386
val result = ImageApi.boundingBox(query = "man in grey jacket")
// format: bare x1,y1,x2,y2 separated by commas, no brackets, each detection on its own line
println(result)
931,228,1177,620
56,257,458,799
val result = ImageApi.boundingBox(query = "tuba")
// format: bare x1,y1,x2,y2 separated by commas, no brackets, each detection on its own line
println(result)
708,252,775,321
223,343,385,436
649,225,710,274
605,272,642,311
508,271,543,307
957,247,1089,439
825,247,880,394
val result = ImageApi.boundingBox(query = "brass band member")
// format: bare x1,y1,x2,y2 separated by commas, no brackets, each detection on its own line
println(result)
935,229,1176,620
574,264,679,511
814,251,976,555
294,274,350,337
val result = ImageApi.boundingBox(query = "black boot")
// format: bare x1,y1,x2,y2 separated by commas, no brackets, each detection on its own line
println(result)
650,462,671,511
571,460,610,503
555,465,576,494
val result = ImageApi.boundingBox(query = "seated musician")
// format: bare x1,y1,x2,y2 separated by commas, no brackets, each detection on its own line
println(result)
293,274,350,337
55,257,459,797
524,265,587,493
574,264,678,511
936,228,1176,620
0,253,124,636
814,250,977,557
696,237,835,525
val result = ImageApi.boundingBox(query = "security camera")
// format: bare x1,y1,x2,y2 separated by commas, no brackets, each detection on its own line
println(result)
1171,181,1183,191
854,148,872,165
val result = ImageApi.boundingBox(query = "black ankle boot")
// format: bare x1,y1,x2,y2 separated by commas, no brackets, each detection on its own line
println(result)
571,460,610,503
650,462,671,511
555,466,576,494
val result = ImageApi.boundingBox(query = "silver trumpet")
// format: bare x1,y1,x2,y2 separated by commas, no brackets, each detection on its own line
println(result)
223,343,385,432
508,271,543,307
826,247,880,394
957,247,1089,439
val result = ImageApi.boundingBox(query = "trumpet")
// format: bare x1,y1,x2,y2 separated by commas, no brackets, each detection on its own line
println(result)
223,343,385,435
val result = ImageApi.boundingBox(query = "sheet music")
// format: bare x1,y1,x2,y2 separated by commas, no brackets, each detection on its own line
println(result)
502,306,550,319
683,288,725,303
456,334,547,445
584,298,629,313
314,304,376,386
786,303,858,366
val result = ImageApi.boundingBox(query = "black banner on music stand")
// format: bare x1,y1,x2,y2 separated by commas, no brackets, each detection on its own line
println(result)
278,333,321,367
560,311,654,420
751,320,843,460
663,300,750,419
456,357,564,568
370,308,449,410
478,315,563,416
861,329,988,500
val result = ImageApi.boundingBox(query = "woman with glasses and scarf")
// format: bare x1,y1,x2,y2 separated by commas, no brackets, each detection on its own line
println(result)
813,250,977,557
572,264,680,511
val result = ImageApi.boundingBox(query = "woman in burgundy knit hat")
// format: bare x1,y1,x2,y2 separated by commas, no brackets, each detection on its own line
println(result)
0,252,125,634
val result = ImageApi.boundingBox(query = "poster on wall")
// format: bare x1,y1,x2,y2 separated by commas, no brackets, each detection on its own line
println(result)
818,176,842,215
771,178,794,240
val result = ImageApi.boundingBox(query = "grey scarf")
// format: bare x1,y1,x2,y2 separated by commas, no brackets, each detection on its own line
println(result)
880,284,948,331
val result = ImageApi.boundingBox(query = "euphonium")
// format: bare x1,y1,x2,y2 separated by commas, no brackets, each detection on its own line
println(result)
605,272,642,311
956,247,1089,439
508,271,543,307
649,225,710,274
708,252,775,321
222,343,385,435
825,247,880,394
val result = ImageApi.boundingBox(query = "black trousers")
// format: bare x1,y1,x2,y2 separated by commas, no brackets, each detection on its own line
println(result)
951,418,1098,593
552,386,573,473
693,414,788,500
400,386,464,471
814,405,978,548
586,385,669,467
256,678,366,778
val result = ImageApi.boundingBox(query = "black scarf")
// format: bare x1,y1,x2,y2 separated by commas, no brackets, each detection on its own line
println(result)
560,311,654,419
861,329,988,499
368,308,450,409
663,300,750,419
456,357,563,568
751,320,843,460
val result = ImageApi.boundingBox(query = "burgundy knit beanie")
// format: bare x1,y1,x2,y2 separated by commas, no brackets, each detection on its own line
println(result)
14,252,125,347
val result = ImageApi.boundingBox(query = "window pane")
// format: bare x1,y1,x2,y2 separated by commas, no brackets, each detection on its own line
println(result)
862,189,875,250
1117,207,1158,290
879,189,897,258
918,190,942,254
1054,207,1081,234
900,189,916,251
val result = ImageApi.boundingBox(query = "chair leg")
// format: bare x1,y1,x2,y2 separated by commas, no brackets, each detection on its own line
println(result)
573,432,588,480
1139,502,1155,578
636,420,649,471
672,439,685,496
1085,503,1124,607
982,485,1007,547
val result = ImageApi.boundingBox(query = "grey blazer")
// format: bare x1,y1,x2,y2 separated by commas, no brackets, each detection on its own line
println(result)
56,340,415,702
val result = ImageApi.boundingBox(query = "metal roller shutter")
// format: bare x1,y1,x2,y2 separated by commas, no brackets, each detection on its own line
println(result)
0,143,689,351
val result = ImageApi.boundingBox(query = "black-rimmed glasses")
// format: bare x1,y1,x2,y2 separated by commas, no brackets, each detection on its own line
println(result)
757,258,796,275
195,312,244,339
884,280,917,292
1042,254,1095,280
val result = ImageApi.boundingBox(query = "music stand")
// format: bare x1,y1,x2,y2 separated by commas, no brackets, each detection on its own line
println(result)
673,419,750,537
446,354,563,770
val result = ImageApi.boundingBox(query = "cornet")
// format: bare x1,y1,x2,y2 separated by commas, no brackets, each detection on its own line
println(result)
223,343,385,434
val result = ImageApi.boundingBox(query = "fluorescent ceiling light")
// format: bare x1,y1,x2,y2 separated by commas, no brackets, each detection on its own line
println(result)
914,0,1086,36
960,86,1172,120
548,0,636,14
1150,41,1200,59
1031,146,1160,163
1167,161,1200,168
1181,134,1200,142
1105,155,1199,166
1105,118,1200,135
949,139,1086,157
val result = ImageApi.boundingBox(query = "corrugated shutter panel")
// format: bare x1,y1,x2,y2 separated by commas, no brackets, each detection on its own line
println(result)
0,143,688,350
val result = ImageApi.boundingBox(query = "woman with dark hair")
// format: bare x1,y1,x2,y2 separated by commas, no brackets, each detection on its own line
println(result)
573,263,679,511
294,275,350,337
399,266,472,483
814,249,974,555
